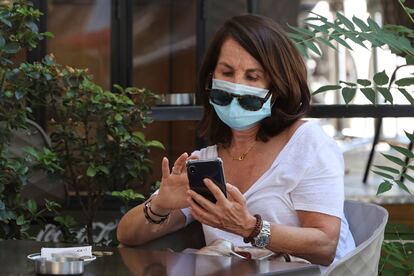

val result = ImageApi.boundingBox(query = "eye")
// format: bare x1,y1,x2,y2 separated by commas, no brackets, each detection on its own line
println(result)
222,71,233,77
246,75,259,81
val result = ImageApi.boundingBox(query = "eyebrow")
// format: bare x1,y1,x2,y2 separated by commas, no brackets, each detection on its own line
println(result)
217,62,264,73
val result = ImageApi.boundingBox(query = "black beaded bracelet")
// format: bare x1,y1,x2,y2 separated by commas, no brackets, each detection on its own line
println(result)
143,198,170,224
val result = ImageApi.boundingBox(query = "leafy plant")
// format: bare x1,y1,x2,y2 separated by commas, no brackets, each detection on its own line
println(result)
0,0,66,240
287,0,414,196
1,0,164,244
287,1,414,273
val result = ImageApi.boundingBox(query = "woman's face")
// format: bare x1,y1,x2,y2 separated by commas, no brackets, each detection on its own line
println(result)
213,37,270,89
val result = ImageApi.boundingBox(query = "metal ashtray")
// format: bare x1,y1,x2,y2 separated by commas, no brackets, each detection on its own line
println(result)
28,253,96,275
34,256,83,275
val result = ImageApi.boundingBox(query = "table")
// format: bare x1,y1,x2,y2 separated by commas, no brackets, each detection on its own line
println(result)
0,240,321,275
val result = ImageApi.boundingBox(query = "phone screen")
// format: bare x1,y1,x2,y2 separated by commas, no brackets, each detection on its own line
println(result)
186,158,226,203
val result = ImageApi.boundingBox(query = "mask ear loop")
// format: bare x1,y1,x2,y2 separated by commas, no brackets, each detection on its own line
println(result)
269,90,277,108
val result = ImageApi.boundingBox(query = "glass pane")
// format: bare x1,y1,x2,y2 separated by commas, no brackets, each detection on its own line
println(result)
132,0,196,96
47,0,111,89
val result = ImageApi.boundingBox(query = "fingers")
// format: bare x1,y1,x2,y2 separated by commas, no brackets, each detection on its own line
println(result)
172,152,189,174
187,189,215,211
161,157,170,179
226,183,245,204
187,197,216,225
188,154,199,160
203,178,227,203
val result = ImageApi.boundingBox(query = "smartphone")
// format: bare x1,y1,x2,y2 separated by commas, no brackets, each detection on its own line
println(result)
186,158,226,203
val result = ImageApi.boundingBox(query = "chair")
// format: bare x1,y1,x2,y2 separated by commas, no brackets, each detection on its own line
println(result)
325,200,389,276
4,119,66,205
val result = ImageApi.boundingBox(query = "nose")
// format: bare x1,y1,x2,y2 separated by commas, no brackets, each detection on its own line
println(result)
233,72,249,86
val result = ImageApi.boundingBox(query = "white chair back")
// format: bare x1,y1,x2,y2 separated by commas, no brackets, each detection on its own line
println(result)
325,200,388,276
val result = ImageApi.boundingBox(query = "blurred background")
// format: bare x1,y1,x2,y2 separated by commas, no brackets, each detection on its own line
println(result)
24,0,413,208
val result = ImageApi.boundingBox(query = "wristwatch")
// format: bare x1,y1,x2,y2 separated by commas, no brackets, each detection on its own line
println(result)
252,220,271,248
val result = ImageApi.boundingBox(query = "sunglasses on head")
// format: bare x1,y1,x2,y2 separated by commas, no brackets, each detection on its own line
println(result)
207,88,272,111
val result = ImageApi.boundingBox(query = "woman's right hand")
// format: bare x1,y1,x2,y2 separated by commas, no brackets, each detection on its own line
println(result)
151,152,193,211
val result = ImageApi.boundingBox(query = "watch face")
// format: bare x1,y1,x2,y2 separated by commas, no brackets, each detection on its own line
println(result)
255,235,270,248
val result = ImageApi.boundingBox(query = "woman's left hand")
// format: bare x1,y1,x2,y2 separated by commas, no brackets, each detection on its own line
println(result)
187,179,256,237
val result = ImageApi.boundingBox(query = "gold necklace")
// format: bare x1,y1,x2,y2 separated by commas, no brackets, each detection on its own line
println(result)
228,141,257,161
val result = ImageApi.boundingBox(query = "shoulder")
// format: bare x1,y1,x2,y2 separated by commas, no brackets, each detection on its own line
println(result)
190,145,218,159
281,120,343,169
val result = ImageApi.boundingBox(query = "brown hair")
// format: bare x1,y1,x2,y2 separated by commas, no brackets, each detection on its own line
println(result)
197,14,310,146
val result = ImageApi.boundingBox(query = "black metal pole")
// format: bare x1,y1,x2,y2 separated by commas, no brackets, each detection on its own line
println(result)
111,0,133,90
247,0,259,14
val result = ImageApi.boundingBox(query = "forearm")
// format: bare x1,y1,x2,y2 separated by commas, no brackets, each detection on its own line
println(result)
266,223,338,266
117,202,186,246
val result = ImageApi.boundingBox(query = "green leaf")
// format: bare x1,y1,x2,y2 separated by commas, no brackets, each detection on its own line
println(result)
27,200,37,215
406,55,414,65
336,12,355,31
339,80,357,87
287,24,315,37
304,40,322,56
0,200,5,210
312,85,342,95
377,87,393,104
331,34,353,50
316,36,337,50
360,88,376,104
45,199,61,212
24,147,39,159
372,170,395,180
357,79,371,86
352,16,370,32
86,166,96,177
342,87,357,104
373,165,400,174
395,77,414,86
346,34,368,49
16,215,25,226
294,42,309,59
381,153,407,167
405,131,414,144
0,15,12,27
3,43,20,54
377,181,393,195
390,145,414,159
398,88,414,105
97,166,110,175
373,71,389,85
395,180,411,194
114,114,123,122
403,173,414,184
287,32,304,41
306,23,330,34
146,140,165,150
367,17,381,32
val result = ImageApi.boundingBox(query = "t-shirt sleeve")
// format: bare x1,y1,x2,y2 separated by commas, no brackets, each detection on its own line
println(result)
290,141,345,218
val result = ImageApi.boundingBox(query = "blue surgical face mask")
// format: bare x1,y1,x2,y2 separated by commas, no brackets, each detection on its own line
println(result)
210,79,272,131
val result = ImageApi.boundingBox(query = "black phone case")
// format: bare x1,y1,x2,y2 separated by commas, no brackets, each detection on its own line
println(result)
186,159,226,203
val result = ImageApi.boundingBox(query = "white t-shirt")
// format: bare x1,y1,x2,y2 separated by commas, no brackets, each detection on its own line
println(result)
181,121,355,269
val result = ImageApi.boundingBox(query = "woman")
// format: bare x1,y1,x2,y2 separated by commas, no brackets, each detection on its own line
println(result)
117,14,355,269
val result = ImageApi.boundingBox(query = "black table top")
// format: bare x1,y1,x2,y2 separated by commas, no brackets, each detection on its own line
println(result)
0,240,321,275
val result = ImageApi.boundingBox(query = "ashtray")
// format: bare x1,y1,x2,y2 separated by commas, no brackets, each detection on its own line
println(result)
28,253,96,275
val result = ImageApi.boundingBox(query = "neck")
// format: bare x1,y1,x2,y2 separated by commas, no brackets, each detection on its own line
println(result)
230,125,259,149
